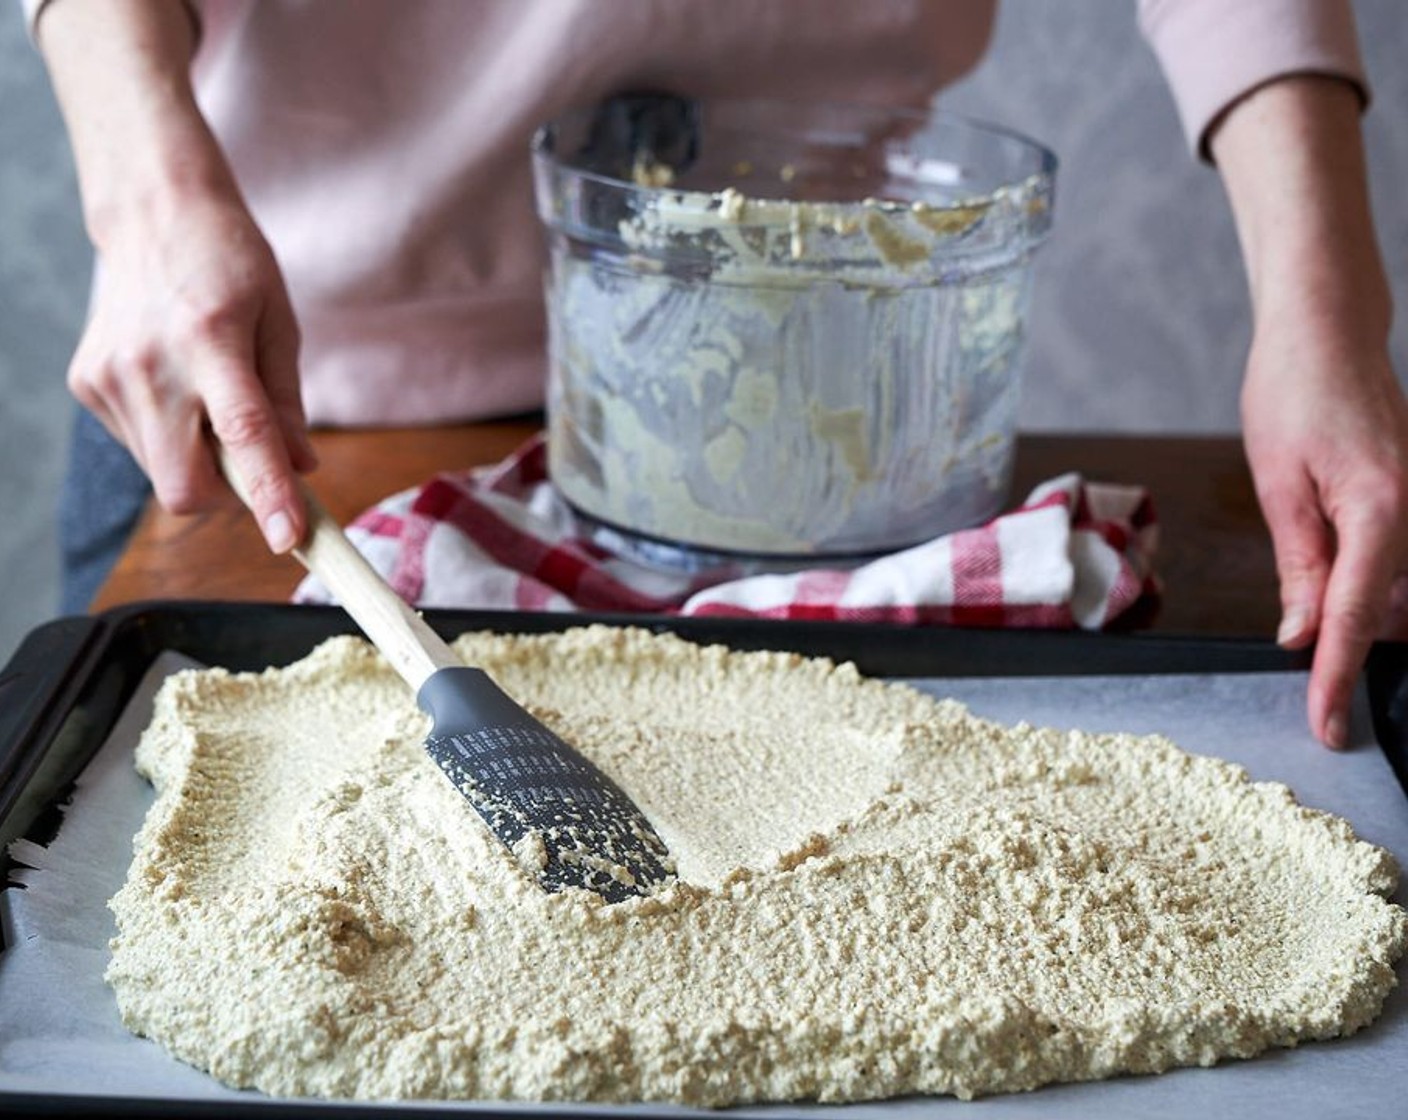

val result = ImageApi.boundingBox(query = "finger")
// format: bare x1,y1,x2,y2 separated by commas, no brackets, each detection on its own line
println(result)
1384,574,1408,641
135,400,221,515
67,336,142,462
199,353,306,555
1307,509,1400,749
72,347,210,510
1257,473,1333,649
258,287,318,474
72,381,131,457
113,346,226,514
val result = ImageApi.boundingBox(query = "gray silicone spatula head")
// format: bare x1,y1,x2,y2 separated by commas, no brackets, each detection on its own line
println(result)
217,449,674,904
418,667,675,902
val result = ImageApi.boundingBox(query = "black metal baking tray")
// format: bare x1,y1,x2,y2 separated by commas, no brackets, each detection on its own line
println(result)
2,600,1406,1118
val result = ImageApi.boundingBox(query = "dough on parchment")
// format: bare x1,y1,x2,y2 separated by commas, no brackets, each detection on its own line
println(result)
106,627,1406,1106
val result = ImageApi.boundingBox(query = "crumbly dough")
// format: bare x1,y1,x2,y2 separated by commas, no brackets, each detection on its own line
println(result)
106,627,1407,1106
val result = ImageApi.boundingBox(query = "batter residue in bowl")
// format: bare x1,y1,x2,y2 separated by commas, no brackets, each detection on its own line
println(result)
107,627,1406,1106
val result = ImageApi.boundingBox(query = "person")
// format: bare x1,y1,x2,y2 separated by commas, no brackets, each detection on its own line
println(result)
25,0,1408,750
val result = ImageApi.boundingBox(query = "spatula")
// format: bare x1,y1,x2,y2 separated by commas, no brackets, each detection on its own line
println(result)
220,453,675,904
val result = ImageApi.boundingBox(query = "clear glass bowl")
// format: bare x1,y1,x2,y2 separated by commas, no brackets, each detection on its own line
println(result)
532,96,1056,573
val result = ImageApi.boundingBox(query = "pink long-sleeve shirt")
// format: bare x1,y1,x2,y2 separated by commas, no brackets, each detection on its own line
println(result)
28,0,1367,428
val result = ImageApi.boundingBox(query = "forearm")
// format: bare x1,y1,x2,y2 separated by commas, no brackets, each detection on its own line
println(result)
1210,74,1408,750
1209,75,1390,353
35,0,313,553
35,0,235,250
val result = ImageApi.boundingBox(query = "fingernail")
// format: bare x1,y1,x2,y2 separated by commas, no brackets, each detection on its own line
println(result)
1277,606,1310,646
264,510,297,553
1324,711,1348,751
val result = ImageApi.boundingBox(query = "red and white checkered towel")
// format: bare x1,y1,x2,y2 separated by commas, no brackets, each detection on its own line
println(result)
294,435,1159,629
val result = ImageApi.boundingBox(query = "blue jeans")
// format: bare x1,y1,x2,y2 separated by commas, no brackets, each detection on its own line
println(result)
58,408,151,614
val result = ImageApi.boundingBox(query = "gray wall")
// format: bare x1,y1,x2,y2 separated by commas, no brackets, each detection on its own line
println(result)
943,0,1408,433
1,5,88,667
2,0,1406,664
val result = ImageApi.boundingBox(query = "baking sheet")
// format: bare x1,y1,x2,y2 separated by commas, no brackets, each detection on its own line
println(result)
1,653,1404,1118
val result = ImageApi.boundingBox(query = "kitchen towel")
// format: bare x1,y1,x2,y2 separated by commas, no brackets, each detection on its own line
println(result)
293,434,1159,629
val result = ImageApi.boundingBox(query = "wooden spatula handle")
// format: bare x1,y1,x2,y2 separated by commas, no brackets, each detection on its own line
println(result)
218,449,460,692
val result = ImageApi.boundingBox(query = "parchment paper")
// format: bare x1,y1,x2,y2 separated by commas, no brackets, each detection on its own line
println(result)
1,653,1404,1118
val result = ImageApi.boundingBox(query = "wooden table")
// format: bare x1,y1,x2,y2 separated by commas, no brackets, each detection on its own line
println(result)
92,425,1279,638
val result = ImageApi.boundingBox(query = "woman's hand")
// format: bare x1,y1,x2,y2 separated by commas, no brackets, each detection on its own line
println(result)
1212,75,1408,746
37,0,314,553
1240,312,1408,748
70,190,316,553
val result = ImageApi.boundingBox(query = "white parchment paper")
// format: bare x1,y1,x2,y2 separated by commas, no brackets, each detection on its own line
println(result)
1,654,1404,1118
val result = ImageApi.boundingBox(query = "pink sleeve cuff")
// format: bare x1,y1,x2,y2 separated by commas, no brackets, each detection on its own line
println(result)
1138,0,1369,161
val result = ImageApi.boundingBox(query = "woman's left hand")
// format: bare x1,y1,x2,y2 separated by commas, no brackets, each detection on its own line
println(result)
1211,74,1408,747
1240,310,1408,748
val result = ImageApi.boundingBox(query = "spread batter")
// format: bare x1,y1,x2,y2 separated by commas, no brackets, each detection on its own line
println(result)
107,627,1406,1106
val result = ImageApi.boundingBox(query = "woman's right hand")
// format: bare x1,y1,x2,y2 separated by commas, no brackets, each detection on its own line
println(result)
70,188,317,554
36,0,314,554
